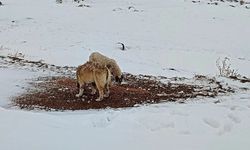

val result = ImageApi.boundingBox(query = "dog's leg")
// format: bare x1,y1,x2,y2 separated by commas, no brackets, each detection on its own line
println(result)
76,88,84,97
104,69,111,97
95,88,104,101
90,82,97,95
94,71,107,101
76,83,84,97
95,83,104,101
104,83,110,98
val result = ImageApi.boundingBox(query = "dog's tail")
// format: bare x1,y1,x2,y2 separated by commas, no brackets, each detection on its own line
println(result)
106,67,111,85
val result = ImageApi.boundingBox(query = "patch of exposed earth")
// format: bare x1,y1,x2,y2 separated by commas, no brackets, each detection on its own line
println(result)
12,74,235,110
0,54,240,111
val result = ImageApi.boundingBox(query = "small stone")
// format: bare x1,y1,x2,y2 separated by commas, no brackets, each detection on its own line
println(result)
124,98,129,101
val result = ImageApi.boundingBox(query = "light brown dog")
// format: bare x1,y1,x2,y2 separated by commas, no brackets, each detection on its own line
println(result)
76,61,111,101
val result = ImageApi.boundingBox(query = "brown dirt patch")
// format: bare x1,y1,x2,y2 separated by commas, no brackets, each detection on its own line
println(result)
12,74,233,111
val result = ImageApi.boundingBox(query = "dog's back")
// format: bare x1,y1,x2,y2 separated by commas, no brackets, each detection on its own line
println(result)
89,52,123,82
89,52,109,65
76,61,96,84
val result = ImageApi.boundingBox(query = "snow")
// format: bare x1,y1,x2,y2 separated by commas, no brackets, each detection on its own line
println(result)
0,68,36,107
0,0,250,149
1,93,250,150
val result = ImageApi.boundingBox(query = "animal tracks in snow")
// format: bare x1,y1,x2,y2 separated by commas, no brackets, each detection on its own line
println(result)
228,113,241,124
149,122,175,132
170,110,189,117
202,112,243,135
91,112,118,128
202,118,234,135
203,118,221,128
218,123,233,135
137,117,175,132
91,117,112,128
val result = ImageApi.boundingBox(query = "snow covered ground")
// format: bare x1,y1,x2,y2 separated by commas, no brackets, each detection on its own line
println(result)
0,0,250,149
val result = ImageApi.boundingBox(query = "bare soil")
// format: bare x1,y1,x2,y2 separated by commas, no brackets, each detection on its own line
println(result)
12,73,233,111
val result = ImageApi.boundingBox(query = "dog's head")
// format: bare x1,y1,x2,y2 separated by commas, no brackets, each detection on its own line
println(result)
115,74,124,84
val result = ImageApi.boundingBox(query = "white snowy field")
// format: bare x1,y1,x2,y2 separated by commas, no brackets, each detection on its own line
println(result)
0,0,250,150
